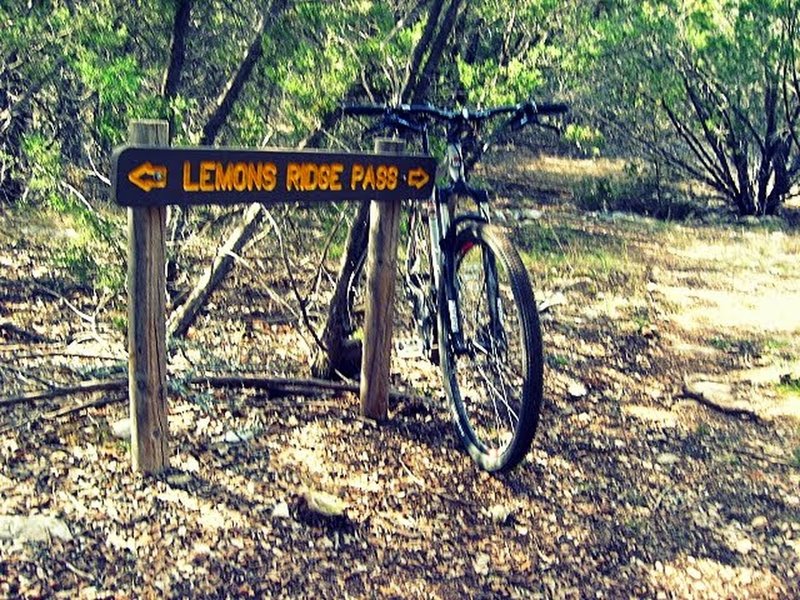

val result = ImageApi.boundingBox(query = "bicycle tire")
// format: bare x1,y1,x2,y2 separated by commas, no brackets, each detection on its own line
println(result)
438,222,544,472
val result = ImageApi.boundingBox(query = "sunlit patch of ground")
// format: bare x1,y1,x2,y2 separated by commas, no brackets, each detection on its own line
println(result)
648,556,786,599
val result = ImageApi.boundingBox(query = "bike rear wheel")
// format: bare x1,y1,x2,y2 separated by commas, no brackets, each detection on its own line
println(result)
439,222,544,472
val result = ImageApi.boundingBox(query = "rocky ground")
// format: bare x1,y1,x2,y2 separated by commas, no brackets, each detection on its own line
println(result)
1,150,799,598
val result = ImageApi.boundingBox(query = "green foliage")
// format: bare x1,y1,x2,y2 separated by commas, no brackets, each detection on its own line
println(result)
453,0,562,106
564,124,604,157
574,165,702,220
567,0,800,216
19,133,62,205
778,374,800,394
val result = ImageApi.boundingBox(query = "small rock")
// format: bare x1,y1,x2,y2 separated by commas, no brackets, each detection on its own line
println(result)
304,490,348,517
485,504,513,525
271,501,291,519
221,429,255,444
736,538,753,555
473,552,491,576
0,515,73,543
166,472,192,486
520,208,543,221
180,454,200,473
568,381,588,399
656,452,680,466
110,418,131,440
686,566,702,580
751,515,768,530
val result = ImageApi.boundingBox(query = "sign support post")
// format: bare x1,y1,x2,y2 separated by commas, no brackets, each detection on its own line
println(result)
113,127,436,458
127,120,170,474
359,138,405,421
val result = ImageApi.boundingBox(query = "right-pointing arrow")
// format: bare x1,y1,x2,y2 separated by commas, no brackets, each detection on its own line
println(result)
407,167,430,190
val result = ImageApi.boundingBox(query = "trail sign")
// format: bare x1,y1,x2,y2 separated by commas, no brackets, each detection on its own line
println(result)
112,145,437,207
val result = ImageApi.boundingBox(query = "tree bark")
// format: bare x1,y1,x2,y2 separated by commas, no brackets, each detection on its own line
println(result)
162,0,193,130
402,0,446,102
313,0,464,380
167,202,264,339
311,201,371,379
410,0,464,105
200,0,289,145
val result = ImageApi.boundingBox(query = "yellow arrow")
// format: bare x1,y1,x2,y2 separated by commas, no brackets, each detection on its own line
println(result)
128,162,168,192
407,167,430,190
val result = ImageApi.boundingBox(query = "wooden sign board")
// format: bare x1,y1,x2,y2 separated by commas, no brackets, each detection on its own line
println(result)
112,145,437,207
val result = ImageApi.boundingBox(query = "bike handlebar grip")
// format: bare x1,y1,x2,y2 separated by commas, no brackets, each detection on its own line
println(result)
342,104,387,116
533,102,570,116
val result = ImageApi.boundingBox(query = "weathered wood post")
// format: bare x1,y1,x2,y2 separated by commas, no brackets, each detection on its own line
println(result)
359,138,405,421
127,120,169,473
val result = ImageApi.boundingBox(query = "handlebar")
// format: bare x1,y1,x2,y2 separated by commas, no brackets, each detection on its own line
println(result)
342,100,568,127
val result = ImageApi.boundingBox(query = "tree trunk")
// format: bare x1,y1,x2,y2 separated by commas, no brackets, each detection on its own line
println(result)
161,0,193,295
165,0,290,338
311,201,371,379
402,0,446,102
313,0,464,380
410,0,464,105
167,202,264,339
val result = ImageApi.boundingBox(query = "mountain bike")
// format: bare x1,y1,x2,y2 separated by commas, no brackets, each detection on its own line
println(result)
342,99,568,472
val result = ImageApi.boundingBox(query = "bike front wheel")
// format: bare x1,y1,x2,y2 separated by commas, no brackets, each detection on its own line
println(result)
439,222,544,472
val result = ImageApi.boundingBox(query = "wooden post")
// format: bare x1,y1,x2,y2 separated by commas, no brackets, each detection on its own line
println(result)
359,138,405,421
127,120,170,473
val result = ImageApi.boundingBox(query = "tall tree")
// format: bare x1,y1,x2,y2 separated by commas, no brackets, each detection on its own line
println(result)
569,0,800,216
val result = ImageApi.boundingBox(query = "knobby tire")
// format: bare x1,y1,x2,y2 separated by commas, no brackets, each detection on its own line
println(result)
438,222,544,472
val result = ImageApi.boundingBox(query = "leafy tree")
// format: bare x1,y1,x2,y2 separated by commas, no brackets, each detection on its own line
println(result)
569,0,800,216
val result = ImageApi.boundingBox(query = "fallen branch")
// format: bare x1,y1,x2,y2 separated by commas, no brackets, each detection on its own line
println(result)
680,383,761,421
44,394,123,420
1,373,428,409
167,202,265,338
0,378,126,408
0,320,50,344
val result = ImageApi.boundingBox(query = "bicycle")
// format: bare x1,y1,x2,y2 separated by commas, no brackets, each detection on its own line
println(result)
342,99,568,472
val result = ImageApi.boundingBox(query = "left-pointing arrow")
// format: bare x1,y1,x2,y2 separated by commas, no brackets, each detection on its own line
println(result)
128,162,168,192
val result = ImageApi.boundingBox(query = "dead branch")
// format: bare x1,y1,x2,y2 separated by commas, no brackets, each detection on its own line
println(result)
35,283,95,326
44,394,123,420
167,202,264,338
0,378,126,408
0,373,428,409
680,384,761,421
263,209,325,354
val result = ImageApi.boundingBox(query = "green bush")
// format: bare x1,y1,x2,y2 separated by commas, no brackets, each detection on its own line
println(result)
574,166,702,221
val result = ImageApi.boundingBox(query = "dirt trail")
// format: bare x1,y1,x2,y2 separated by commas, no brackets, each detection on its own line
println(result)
1,162,799,597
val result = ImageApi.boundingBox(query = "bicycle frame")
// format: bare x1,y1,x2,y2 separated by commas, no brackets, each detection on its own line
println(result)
343,99,567,470
409,123,498,358
343,99,567,360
